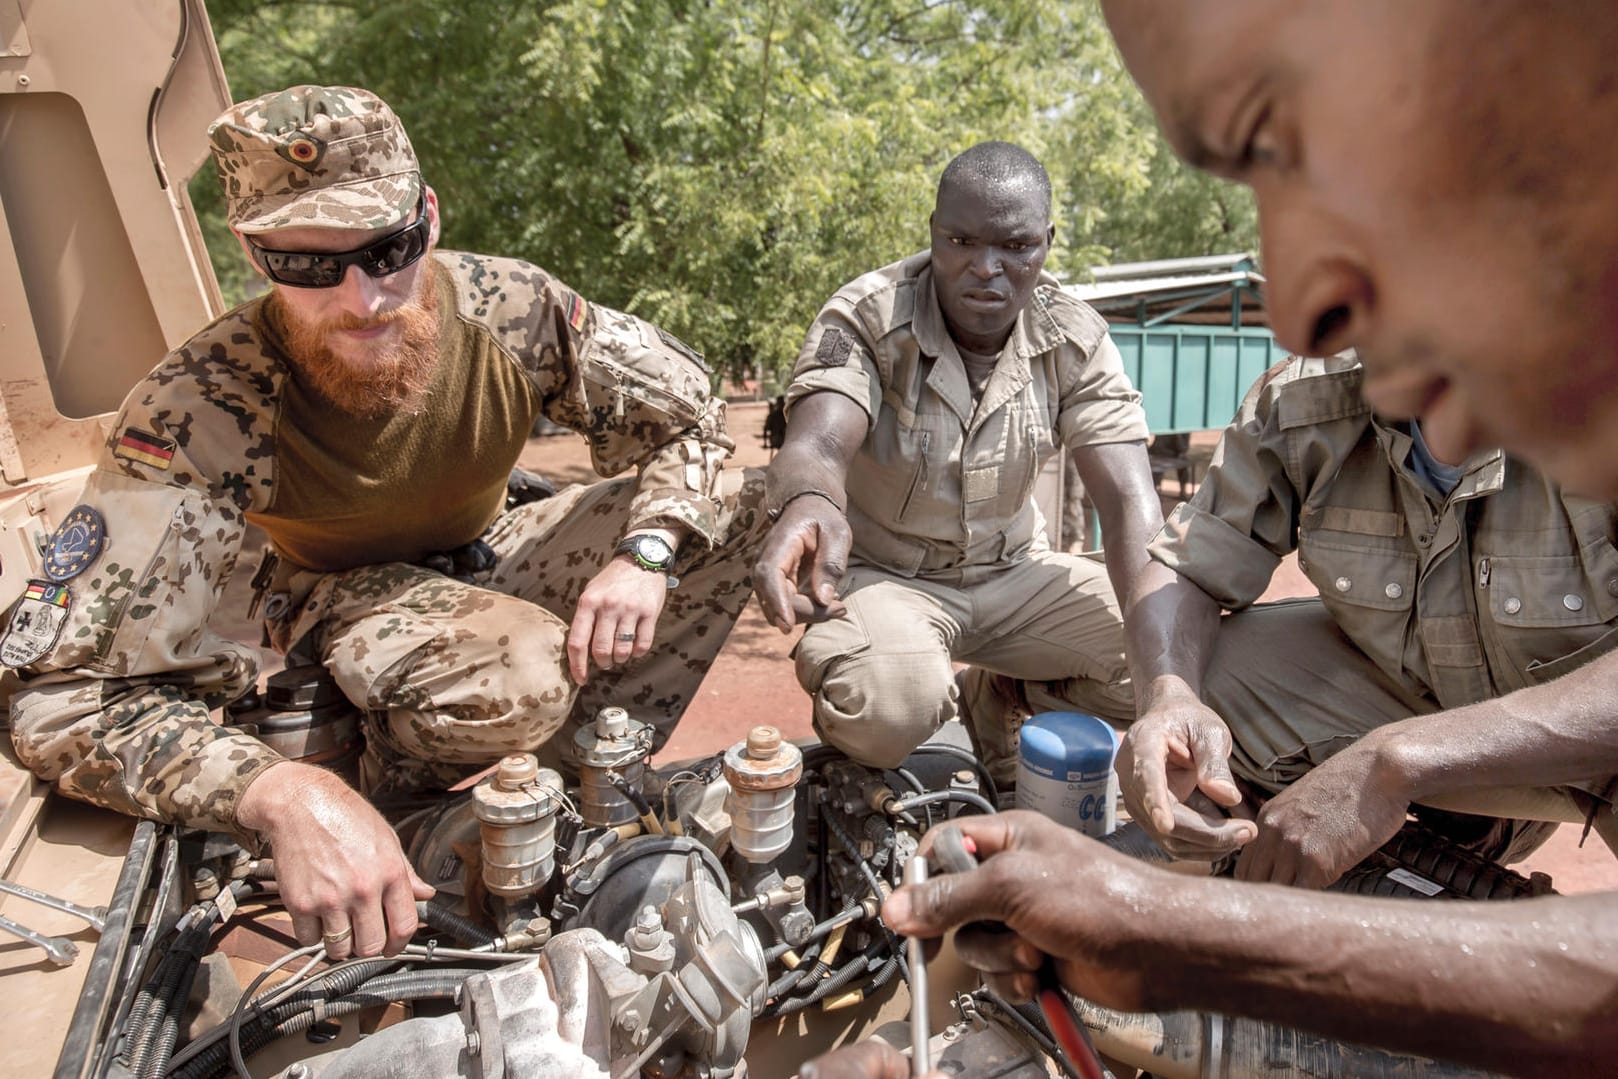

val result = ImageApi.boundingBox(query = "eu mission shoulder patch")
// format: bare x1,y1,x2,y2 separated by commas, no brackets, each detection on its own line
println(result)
114,427,176,470
0,580,71,669
43,504,107,583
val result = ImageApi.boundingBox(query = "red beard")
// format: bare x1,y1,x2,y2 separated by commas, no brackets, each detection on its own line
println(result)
273,273,441,418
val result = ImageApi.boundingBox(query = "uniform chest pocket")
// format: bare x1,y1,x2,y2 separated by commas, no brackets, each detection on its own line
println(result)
1015,423,1055,508
1484,554,1618,682
1486,554,1617,628
1298,535,1418,612
897,430,931,522
985,403,1054,513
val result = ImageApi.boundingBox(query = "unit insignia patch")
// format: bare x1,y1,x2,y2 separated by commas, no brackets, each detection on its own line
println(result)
0,580,71,669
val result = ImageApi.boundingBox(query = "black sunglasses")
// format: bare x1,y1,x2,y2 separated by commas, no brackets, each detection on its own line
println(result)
246,192,431,289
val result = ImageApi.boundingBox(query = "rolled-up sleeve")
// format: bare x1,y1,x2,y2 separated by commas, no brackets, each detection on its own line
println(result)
8,463,276,846
1147,362,1308,609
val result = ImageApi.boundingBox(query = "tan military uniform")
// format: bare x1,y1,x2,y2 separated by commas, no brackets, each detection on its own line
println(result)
786,252,1148,769
1133,355,1618,822
5,252,764,844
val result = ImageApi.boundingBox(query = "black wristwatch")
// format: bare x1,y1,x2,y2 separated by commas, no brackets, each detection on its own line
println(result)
615,533,677,573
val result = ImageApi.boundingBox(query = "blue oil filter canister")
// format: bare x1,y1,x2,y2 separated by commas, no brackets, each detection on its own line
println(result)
1015,711,1119,837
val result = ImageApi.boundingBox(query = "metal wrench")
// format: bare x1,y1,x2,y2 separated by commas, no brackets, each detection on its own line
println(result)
904,856,930,1076
0,878,108,932
0,912,78,967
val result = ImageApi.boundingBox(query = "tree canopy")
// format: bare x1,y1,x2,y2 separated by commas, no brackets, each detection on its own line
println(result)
194,0,1255,390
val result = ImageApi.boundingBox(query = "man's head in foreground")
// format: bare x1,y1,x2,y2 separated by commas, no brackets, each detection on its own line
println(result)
929,141,1056,355
209,85,443,415
1102,0,1618,496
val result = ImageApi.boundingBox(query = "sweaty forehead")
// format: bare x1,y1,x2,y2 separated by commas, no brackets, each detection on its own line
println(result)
934,179,1049,234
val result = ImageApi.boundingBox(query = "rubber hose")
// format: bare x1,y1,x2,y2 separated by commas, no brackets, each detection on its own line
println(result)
823,812,908,982
123,960,179,1074
144,927,212,1079
128,920,211,1075
975,989,1077,1079
166,957,402,1078
416,899,500,946
892,789,998,817
765,938,824,998
892,767,927,795
867,952,899,990
767,948,884,1016
170,971,472,1079
905,745,999,801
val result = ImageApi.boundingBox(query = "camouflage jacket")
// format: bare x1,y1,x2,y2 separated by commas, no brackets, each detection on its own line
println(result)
1150,354,1618,708
5,252,731,841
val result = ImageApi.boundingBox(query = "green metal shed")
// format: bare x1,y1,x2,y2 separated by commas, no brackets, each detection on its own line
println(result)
1065,253,1286,434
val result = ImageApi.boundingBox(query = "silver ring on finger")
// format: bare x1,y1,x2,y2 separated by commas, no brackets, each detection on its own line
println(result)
615,631,637,642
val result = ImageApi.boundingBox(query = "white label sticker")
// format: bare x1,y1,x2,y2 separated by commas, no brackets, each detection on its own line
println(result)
215,885,237,922
1386,867,1444,896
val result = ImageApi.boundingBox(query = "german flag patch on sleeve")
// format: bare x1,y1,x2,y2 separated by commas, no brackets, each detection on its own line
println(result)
114,427,176,470
565,291,588,333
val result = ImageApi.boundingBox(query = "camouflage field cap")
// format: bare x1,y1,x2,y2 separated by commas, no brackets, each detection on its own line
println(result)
208,85,421,234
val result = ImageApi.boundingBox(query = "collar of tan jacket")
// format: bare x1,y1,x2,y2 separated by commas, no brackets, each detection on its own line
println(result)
1374,417,1507,500
908,256,1067,424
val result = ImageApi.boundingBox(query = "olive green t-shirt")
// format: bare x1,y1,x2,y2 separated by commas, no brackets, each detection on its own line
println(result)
248,264,543,572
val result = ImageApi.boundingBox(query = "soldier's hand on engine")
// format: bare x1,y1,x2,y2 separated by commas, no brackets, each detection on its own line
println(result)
1235,736,1410,889
237,762,434,959
1118,692,1256,860
753,493,851,633
568,555,669,683
883,811,1160,1013
799,1038,945,1079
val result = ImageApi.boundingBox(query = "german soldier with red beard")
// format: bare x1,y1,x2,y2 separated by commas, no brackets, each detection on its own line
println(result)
3,85,765,960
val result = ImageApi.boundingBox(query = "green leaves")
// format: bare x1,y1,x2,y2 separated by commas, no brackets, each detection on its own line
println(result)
199,0,1254,388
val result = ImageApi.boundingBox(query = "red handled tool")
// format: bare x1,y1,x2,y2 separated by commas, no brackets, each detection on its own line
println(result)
927,826,1108,1079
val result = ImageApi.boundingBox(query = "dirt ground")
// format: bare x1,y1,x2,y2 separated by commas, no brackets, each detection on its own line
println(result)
513,401,1617,893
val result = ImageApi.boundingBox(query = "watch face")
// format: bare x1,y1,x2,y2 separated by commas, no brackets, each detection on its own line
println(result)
638,535,673,563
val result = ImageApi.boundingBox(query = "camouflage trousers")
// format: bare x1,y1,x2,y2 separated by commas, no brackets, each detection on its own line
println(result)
274,469,766,798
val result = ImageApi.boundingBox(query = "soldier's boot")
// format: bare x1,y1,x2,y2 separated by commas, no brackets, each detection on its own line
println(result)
955,667,1031,797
